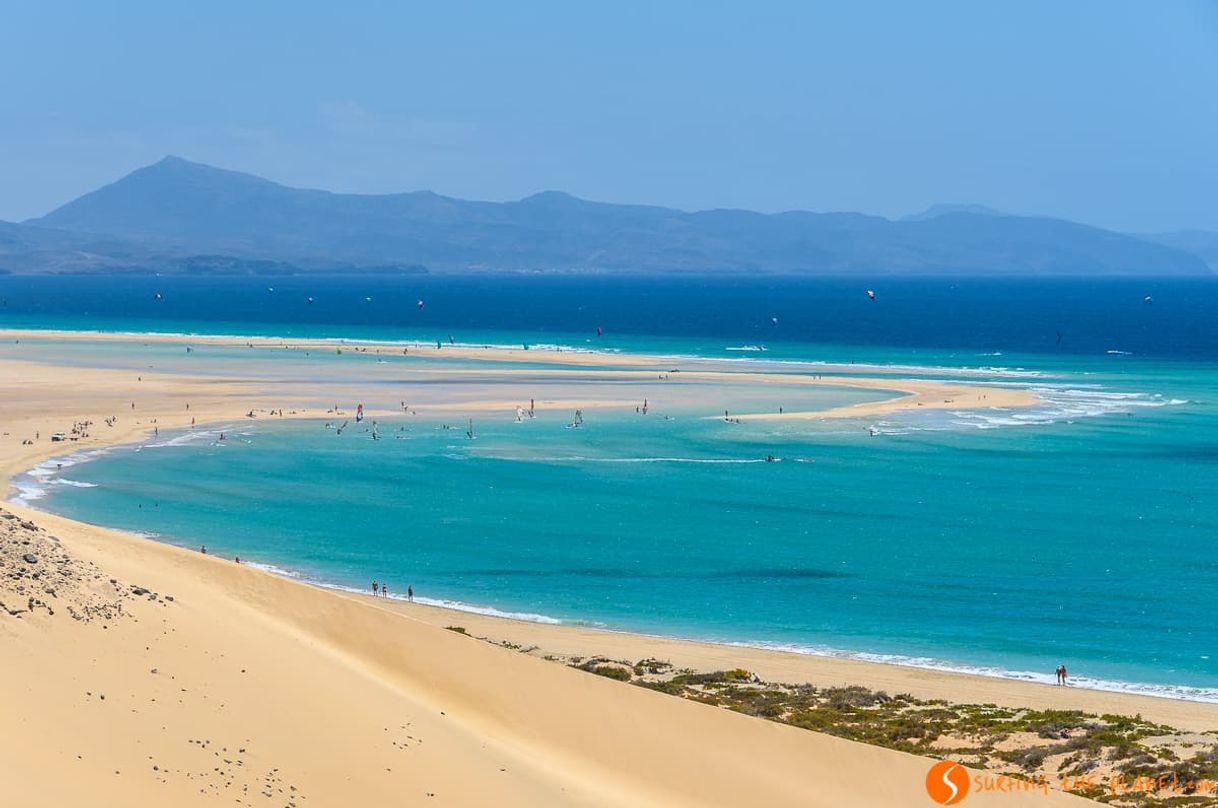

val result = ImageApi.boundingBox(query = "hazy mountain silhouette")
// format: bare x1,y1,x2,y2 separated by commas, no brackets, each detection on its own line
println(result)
1140,230,1218,271
900,203,1009,221
5,156,1210,275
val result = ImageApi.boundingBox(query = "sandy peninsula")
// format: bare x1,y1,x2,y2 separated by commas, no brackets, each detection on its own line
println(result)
1,329,1198,807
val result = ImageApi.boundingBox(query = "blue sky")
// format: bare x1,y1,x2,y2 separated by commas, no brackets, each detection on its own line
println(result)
2,1,1215,231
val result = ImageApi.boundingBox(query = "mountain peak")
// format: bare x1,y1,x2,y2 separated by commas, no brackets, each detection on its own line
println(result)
27,157,287,239
518,190,582,206
902,203,1009,222
136,156,273,185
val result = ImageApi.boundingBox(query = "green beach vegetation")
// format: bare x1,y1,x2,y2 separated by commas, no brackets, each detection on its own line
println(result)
563,654,1218,806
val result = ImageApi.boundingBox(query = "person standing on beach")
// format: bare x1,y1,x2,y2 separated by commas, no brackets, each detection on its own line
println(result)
372,581,378,597
1060,664,1068,685
407,585,413,602
381,583,388,598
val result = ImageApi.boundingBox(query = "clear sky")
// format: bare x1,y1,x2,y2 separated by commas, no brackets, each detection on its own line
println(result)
2,1,1216,231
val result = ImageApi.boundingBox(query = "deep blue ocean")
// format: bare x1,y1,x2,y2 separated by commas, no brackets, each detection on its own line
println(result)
4,274,1217,700
1,274,1215,359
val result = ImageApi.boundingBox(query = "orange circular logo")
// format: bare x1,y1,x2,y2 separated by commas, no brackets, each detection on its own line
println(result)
925,759,970,805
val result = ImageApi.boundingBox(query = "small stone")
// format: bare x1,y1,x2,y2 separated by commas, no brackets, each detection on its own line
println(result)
22,554,37,564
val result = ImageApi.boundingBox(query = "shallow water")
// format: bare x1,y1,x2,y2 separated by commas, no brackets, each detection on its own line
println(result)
7,275,1218,700
18,358,1218,701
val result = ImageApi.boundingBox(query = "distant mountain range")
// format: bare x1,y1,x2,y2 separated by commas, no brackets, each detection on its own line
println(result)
1,156,1212,276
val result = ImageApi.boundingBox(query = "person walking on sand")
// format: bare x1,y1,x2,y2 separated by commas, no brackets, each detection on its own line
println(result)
372,580,379,597
407,585,414,602
1060,664,1068,685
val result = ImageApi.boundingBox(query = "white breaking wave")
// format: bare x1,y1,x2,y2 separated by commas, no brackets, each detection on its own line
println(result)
138,425,233,450
947,386,1186,430
722,640,1218,703
9,446,116,506
242,562,567,624
8,425,240,506
244,561,303,579
50,478,97,488
408,596,566,624
473,454,771,464
866,384,1189,435
11,482,49,505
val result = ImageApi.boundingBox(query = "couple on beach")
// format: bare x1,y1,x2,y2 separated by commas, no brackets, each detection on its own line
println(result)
1055,664,1069,685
